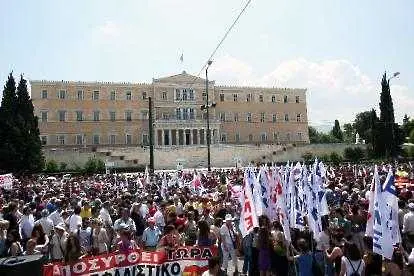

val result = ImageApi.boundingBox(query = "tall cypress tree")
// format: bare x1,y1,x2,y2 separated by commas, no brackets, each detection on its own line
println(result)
331,119,343,141
378,72,396,158
0,73,19,172
16,75,44,172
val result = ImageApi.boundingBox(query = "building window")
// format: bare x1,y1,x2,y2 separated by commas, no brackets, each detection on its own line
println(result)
246,94,252,102
261,133,267,142
77,90,84,100
176,108,182,120
58,90,66,99
141,110,148,120
125,134,132,145
298,132,303,141
188,89,194,100
109,135,116,145
110,90,116,101
247,112,252,122
271,95,276,103
40,136,47,145
284,95,288,103
220,94,224,102
41,90,48,99
221,134,227,143
220,112,226,122
189,108,195,120
76,111,83,121
234,113,239,122
142,91,147,100
233,94,238,102
109,111,116,122
235,133,240,142
175,89,181,101
162,91,167,100
183,108,189,120
162,113,169,120
126,90,132,100
273,132,279,141
41,111,48,122
182,89,188,101
295,96,300,103
202,92,207,101
93,135,100,145
142,134,149,145
284,114,289,122
259,95,263,102
272,114,277,123
58,111,66,122
75,134,84,145
125,111,132,121
93,90,100,100
260,112,265,123
248,134,253,142
93,111,100,121
297,113,301,122
57,135,65,145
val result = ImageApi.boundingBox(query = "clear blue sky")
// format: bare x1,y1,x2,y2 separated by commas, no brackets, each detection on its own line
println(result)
1,0,413,125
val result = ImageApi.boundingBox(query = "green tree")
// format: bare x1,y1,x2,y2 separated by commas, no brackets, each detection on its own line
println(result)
331,119,343,141
15,75,44,172
343,123,354,143
344,147,365,162
378,72,396,158
354,111,373,142
329,151,343,165
0,73,19,172
308,126,319,143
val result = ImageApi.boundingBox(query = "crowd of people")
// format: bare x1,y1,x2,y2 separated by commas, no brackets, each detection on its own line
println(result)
0,163,413,276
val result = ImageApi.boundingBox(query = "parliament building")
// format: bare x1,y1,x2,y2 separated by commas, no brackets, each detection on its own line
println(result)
31,71,309,150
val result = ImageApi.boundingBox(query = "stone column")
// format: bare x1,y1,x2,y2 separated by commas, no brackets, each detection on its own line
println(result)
190,129,193,145
197,129,201,145
169,129,172,146
161,129,165,146
175,129,178,146
154,129,158,146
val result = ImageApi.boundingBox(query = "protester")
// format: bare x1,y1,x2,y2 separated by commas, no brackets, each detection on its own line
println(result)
220,214,239,274
49,222,68,261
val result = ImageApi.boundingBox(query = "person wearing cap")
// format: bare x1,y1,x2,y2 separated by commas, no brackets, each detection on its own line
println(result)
403,202,414,250
50,222,68,261
35,209,54,236
141,217,161,250
219,214,239,274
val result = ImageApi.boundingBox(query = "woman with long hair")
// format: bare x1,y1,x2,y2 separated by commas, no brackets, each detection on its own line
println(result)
31,223,49,254
197,220,216,246
5,229,22,256
339,241,365,276
130,203,145,243
64,233,83,263
258,226,272,276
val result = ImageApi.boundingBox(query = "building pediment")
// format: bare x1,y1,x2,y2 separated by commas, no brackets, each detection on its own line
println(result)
153,71,211,86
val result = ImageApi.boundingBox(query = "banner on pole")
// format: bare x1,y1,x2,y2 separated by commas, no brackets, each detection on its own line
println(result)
43,246,217,276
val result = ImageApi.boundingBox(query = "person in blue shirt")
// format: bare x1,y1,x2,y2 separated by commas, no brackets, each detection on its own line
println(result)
294,238,313,276
141,217,161,250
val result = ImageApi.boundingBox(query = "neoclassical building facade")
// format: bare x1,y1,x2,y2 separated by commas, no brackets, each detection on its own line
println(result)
30,71,309,149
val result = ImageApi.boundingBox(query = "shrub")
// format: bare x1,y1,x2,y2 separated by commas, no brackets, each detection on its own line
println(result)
329,152,343,165
59,162,67,171
344,147,365,162
83,157,105,174
44,160,59,173
302,152,314,163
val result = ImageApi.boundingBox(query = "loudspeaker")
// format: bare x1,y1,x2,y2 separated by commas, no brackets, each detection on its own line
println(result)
0,254,44,276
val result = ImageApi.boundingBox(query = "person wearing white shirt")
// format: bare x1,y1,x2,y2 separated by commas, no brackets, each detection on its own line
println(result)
403,202,414,250
36,209,54,236
153,205,166,232
139,202,149,219
50,223,68,261
201,256,221,276
48,201,63,226
19,206,35,243
113,208,136,233
99,202,113,227
67,206,82,234
174,196,183,216
219,214,238,274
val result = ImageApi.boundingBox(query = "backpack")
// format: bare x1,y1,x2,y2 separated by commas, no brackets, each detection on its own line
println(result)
347,257,361,276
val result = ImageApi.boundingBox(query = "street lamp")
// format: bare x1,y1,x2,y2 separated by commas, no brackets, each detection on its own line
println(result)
205,60,213,171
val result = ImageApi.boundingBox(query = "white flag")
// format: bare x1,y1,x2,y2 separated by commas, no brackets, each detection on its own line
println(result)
239,171,259,237
0,174,13,190
365,174,376,237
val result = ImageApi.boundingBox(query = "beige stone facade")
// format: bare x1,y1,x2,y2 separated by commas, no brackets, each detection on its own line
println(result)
30,71,309,150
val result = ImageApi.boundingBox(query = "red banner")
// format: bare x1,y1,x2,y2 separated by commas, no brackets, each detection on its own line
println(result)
43,246,217,276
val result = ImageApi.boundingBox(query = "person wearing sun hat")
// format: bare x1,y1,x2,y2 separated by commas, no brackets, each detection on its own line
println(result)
220,213,239,274
50,222,68,261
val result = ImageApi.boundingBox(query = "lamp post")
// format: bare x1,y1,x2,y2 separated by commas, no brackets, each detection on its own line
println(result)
387,71,400,160
206,60,213,171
